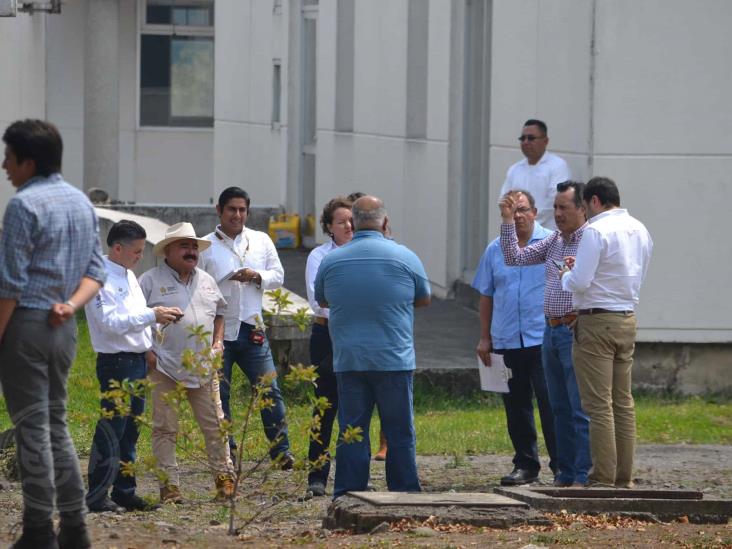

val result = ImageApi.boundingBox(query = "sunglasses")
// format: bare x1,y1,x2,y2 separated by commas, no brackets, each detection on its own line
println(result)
518,135,544,142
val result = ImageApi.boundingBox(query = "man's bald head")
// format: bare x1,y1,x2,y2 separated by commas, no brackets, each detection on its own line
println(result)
352,195,388,232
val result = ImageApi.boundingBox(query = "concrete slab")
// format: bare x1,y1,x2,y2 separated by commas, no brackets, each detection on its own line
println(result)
349,491,527,507
495,486,732,524
323,493,549,533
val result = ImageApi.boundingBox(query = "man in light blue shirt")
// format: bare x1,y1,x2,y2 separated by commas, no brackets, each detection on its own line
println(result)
315,196,431,499
473,190,557,486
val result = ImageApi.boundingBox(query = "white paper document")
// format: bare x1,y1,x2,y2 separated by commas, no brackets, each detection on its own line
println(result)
477,354,512,393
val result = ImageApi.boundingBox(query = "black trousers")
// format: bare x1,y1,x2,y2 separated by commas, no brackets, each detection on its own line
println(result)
498,345,558,473
307,323,339,486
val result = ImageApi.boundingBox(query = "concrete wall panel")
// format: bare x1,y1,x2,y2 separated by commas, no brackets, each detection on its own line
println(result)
353,0,408,137
135,130,214,204
594,0,732,155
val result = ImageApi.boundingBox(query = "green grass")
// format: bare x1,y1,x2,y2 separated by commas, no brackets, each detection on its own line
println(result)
0,315,731,461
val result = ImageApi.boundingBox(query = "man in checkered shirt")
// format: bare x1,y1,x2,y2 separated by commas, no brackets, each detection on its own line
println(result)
499,181,591,488
0,119,105,549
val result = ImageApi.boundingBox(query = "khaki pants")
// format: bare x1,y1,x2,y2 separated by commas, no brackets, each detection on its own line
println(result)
573,312,637,487
150,369,233,487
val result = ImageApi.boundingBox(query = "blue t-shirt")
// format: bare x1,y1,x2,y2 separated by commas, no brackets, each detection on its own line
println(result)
471,223,551,350
314,230,431,372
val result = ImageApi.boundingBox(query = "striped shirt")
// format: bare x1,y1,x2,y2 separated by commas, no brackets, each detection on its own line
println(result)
0,173,106,308
500,222,587,318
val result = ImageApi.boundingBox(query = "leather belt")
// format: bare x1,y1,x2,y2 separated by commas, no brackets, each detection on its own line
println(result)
313,317,329,326
547,314,577,328
578,308,634,315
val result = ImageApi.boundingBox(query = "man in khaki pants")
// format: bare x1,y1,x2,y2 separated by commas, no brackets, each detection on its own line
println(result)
140,222,235,503
560,177,653,488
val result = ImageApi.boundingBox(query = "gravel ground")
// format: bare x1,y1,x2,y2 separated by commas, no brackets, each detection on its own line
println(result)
0,445,730,548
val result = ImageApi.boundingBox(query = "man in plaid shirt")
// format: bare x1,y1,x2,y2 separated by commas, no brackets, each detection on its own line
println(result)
499,181,591,487
0,119,105,549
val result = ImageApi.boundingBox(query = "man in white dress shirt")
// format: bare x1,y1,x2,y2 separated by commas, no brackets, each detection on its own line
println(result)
560,177,653,488
199,187,293,469
85,220,182,512
501,119,571,230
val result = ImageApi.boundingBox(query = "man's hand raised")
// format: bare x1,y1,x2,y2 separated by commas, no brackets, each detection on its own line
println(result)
498,192,520,223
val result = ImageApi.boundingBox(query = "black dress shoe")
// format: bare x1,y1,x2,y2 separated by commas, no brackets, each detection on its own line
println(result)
500,468,539,486
307,481,326,497
87,497,124,513
11,522,57,549
57,523,91,549
112,493,161,512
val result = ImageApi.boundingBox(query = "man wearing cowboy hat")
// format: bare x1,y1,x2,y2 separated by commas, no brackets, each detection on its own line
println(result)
139,222,235,504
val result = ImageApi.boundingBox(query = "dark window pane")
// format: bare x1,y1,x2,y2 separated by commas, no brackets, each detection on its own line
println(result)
140,35,171,126
146,6,171,24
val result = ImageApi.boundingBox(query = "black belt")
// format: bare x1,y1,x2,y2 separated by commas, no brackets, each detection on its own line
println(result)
578,308,634,315
97,351,146,358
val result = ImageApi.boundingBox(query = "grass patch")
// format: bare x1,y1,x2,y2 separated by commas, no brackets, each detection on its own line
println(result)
0,315,730,461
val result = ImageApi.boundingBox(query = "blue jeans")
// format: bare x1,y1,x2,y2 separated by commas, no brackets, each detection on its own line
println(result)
333,370,420,499
86,352,146,505
542,323,592,484
221,322,290,459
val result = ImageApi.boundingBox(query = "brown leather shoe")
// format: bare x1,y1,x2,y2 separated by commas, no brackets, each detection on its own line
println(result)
215,474,236,501
373,430,387,461
159,484,183,504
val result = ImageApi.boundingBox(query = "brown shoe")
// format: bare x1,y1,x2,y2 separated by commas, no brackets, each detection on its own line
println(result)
373,430,387,461
215,474,236,501
159,484,183,504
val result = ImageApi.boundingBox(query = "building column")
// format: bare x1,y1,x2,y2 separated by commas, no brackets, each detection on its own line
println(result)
83,0,119,196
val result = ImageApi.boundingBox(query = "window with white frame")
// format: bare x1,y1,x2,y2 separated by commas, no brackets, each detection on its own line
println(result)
139,0,215,127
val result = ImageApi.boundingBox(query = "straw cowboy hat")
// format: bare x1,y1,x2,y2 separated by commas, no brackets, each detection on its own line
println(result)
152,222,211,257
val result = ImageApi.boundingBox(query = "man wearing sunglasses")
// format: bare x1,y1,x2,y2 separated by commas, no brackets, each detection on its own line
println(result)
500,119,570,230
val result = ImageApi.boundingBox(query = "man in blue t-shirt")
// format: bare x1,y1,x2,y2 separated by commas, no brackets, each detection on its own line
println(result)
473,190,557,486
315,196,431,499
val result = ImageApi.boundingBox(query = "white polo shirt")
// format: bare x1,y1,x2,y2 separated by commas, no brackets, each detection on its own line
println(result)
500,151,571,230
199,226,284,341
85,256,155,354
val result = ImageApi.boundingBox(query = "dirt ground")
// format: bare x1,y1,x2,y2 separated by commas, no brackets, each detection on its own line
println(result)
1,444,731,548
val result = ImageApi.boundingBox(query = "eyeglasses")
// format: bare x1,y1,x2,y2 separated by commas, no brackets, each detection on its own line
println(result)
515,207,532,215
518,135,544,142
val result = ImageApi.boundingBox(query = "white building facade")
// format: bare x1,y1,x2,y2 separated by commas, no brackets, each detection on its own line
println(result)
213,0,732,346
2,0,732,348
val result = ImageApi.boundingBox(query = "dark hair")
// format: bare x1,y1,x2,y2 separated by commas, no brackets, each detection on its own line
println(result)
504,188,536,209
107,219,147,247
2,119,63,177
217,187,250,210
523,119,548,136
556,181,586,209
347,191,365,202
320,196,352,234
584,176,620,207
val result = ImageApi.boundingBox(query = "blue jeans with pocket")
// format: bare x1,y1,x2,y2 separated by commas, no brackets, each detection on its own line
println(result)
542,323,592,484
333,370,420,499
221,322,290,459
86,351,146,506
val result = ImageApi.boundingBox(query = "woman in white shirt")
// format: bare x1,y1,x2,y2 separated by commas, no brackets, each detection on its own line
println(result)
304,196,355,497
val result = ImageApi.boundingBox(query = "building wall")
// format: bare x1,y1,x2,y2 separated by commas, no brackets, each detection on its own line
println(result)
1,1,216,209
590,0,732,342
0,11,47,207
213,0,287,208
